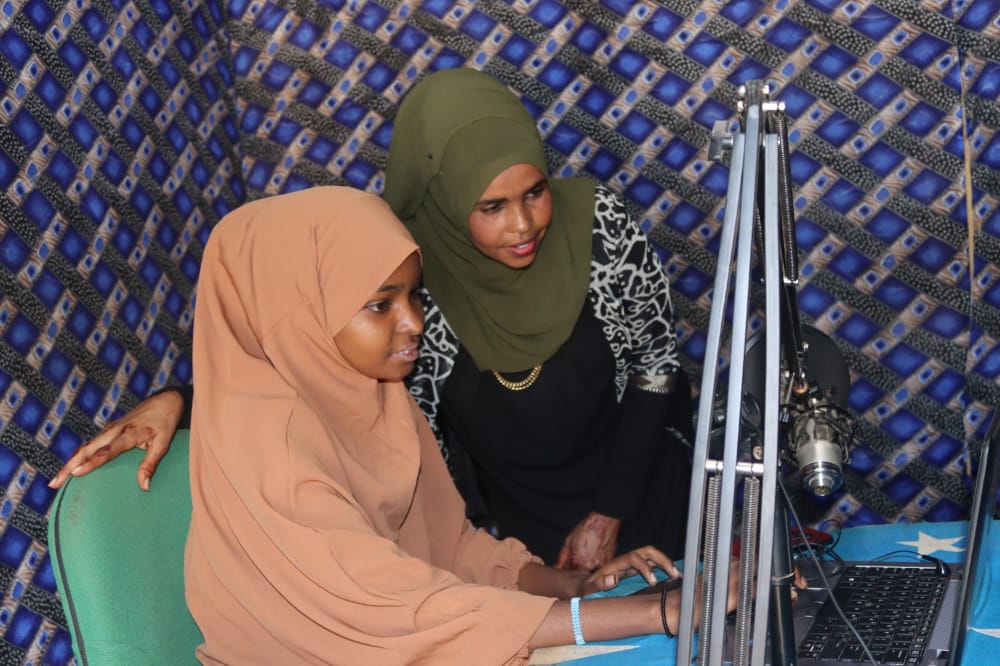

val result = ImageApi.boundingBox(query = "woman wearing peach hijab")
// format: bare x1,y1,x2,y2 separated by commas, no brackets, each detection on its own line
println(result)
185,186,711,664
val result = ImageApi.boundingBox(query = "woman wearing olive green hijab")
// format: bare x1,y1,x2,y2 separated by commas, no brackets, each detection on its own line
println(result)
386,68,694,570
51,68,694,573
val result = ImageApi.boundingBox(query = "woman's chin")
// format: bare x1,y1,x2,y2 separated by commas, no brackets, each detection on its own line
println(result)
377,362,417,383
499,252,539,270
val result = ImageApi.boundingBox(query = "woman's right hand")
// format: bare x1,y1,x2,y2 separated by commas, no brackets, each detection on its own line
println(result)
580,545,681,594
664,558,743,635
48,390,185,491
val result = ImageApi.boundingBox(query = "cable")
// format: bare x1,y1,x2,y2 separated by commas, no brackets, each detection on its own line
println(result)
869,548,930,563
826,519,843,551
869,550,950,576
792,538,844,570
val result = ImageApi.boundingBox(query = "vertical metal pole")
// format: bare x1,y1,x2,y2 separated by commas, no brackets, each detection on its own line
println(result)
677,132,747,665
704,96,762,666
768,492,798,665
751,132,786,666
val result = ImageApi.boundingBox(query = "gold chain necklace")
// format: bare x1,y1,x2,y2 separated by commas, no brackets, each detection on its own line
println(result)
491,364,543,391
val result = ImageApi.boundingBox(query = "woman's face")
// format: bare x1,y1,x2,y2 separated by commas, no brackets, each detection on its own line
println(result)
467,163,553,269
334,252,424,382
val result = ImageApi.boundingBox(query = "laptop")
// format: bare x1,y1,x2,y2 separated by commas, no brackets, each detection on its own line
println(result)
785,407,1000,666
946,406,1000,664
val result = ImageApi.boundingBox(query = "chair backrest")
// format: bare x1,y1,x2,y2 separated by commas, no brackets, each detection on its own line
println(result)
48,429,203,665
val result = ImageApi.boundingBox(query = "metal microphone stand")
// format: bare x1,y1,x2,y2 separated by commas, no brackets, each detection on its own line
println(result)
675,80,806,666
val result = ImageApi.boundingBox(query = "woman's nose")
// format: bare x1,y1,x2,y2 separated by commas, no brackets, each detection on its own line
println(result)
400,304,424,335
510,205,532,232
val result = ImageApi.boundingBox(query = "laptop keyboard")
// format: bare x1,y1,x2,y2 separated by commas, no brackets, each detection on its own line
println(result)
797,565,948,664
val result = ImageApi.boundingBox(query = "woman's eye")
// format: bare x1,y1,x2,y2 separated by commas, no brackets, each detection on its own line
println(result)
480,203,503,214
366,300,389,313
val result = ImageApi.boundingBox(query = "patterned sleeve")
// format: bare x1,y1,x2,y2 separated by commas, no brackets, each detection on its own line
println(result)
591,186,691,519
592,185,681,388
405,288,458,461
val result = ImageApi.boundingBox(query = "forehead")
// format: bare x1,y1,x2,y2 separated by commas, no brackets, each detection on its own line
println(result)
378,251,422,286
479,163,547,198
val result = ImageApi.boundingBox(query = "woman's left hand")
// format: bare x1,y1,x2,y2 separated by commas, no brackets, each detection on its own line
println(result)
555,512,621,571
580,545,682,595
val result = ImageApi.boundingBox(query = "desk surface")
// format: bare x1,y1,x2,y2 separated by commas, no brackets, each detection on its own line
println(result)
530,521,1000,665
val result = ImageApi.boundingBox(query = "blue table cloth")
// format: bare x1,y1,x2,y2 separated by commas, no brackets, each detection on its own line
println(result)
531,520,999,665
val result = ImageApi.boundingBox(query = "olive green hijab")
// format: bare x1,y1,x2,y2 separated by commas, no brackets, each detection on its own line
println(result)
384,68,594,373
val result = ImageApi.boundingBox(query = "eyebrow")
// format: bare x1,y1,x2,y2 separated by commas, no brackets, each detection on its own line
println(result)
375,278,421,294
475,177,547,207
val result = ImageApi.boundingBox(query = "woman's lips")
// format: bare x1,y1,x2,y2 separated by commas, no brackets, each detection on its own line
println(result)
394,346,419,362
508,237,537,257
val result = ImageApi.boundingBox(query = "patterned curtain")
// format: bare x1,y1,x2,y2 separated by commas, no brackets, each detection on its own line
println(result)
0,0,997,662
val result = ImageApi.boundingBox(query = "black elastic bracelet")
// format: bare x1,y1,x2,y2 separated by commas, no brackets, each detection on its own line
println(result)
660,586,674,638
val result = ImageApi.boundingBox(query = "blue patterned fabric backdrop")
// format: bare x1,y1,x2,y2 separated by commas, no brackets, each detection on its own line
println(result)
0,0,998,662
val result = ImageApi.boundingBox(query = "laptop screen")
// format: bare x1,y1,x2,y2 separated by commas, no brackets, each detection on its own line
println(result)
947,407,1000,663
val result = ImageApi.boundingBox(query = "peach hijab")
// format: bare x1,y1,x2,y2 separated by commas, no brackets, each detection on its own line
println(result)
185,187,554,665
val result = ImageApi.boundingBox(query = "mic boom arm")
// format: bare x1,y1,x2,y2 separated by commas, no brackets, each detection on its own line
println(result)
677,81,811,666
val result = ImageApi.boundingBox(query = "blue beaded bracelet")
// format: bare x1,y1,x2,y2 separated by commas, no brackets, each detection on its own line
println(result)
570,596,585,645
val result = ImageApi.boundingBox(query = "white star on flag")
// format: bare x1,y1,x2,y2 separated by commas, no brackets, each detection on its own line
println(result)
897,531,966,555
528,644,640,664
970,627,1000,639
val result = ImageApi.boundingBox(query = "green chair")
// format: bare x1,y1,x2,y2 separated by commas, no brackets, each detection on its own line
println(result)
48,430,203,665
